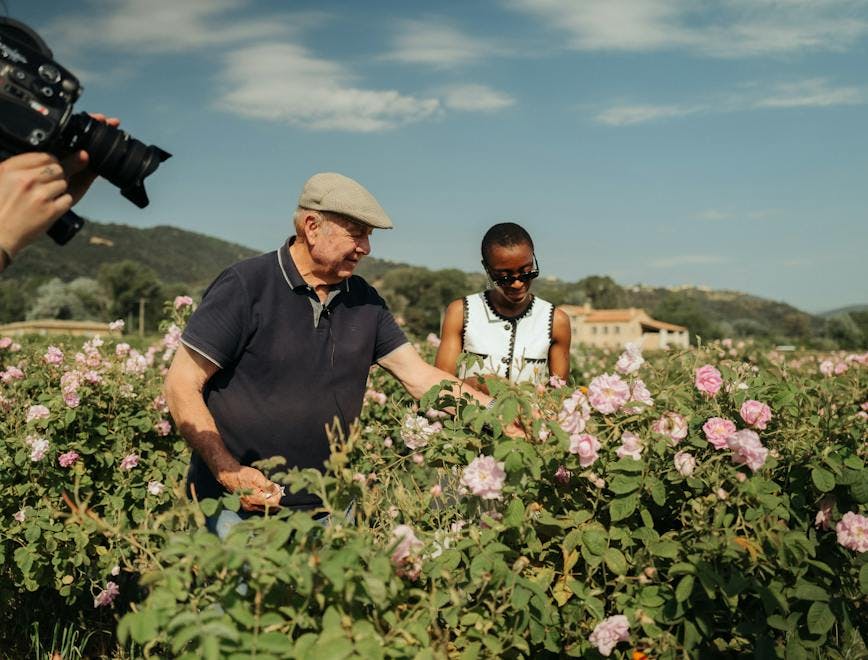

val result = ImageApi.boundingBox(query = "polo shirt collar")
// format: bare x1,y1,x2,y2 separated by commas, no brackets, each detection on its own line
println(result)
278,236,350,293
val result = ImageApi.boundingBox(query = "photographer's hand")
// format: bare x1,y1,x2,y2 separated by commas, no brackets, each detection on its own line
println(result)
62,113,121,205
0,152,74,269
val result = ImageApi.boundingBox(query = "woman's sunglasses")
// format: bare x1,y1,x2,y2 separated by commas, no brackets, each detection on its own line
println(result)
483,255,540,287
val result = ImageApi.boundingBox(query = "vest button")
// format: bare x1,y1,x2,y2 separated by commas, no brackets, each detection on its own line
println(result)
501,357,510,364
503,323,511,330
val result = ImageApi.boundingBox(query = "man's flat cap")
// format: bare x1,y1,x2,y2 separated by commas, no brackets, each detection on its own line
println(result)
298,172,393,229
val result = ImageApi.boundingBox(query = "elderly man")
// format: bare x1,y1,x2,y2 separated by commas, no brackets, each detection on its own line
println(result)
165,172,496,530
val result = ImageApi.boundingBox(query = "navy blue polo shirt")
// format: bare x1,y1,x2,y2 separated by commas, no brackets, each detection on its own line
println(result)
182,238,407,509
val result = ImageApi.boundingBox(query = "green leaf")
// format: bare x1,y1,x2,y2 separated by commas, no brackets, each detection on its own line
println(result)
810,468,835,493
649,540,679,559
199,499,219,517
582,529,608,556
794,580,829,602
859,565,868,596
129,609,159,644
806,602,835,636
850,475,868,503
608,474,640,495
675,575,694,603
609,493,638,522
603,548,628,576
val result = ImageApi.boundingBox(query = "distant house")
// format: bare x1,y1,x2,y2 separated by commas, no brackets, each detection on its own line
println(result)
0,320,118,338
559,305,689,350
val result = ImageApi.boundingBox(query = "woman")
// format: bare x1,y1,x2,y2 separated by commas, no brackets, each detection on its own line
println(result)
435,222,571,391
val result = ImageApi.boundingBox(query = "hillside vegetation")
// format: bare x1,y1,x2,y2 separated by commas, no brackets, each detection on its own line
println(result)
1,222,864,348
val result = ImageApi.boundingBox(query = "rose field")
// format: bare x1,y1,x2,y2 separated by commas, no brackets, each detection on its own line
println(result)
1,302,867,659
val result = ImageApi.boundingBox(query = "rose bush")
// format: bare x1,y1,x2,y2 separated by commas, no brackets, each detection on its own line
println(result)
1,317,866,657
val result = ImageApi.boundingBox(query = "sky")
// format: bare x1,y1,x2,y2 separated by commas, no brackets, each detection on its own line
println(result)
7,0,868,313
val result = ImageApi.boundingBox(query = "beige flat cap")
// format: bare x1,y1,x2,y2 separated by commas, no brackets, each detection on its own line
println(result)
298,172,393,229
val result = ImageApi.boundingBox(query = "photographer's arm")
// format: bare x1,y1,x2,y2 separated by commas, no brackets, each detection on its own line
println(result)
165,344,282,511
0,114,119,272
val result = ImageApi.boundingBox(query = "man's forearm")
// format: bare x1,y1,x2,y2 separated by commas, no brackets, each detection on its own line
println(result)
166,387,239,482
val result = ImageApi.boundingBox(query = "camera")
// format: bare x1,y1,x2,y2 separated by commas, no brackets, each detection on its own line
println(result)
0,17,170,244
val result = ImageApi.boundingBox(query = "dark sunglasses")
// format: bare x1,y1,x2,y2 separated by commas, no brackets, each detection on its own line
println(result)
483,255,540,287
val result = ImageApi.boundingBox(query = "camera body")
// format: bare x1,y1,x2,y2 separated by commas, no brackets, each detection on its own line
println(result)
0,18,170,244
0,20,82,156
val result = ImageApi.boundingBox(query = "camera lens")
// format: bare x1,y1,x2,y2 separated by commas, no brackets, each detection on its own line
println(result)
61,113,170,208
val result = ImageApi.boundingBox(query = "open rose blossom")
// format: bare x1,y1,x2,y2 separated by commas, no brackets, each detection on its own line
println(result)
694,365,723,397
154,419,172,436
558,391,591,434
702,417,737,449
836,511,868,552
26,404,50,423
43,346,64,365
651,412,688,445
460,455,506,500
674,451,696,477
615,431,643,460
726,429,768,472
587,373,631,414
173,295,194,309
569,433,600,467
589,614,631,657
390,524,424,579
58,451,80,468
740,400,772,430
615,342,644,375
400,413,441,450
93,581,120,608
119,454,139,471
147,481,165,496
26,435,49,462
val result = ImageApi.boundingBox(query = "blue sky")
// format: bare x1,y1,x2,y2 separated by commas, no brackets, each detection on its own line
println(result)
11,0,868,313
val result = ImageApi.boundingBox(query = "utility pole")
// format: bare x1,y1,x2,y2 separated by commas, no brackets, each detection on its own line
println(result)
138,298,145,337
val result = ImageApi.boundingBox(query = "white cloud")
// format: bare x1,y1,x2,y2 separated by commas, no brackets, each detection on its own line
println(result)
595,104,701,126
596,78,864,126
43,0,296,54
754,79,863,108
385,20,505,68
441,85,516,112
649,255,728,268
694,209,732,222
216,43,440,132
507,0,868,57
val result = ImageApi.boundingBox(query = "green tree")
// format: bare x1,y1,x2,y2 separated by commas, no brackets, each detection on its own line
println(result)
653,293,720,345
380,267,469,337
98,260,164,331
26,277,109,321
575,275,628,309
825,314,864,349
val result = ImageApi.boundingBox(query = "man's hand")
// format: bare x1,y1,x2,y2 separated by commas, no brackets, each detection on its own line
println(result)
217,465,284,512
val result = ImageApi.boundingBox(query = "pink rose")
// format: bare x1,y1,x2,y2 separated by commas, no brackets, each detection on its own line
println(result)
836,511,868,552
589,615,630,657
460,455,506,500
26,404,50,423
425,332,441,348
615,431,643,460
740,400,772,430
173,295,194,309
702,417,737,449
587,373,631,415
119,454,139,471
674,451,696,477
615,342,644,375
554,465,572,484
147,481,165,496
58,451,80,468
694,365,723,397
569,433,600,467
43,346,64,365
154,419,171,436
390,524,423,580
651,412,688,445
726,429,768,472
108,319,125,332
1,366,24,382
558,391,591,434
94,581,120,608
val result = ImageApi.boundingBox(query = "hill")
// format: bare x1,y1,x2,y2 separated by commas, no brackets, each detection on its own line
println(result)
1,222,863,347
4,219,258,286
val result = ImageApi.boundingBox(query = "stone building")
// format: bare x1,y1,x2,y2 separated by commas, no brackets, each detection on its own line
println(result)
559,305,689,350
